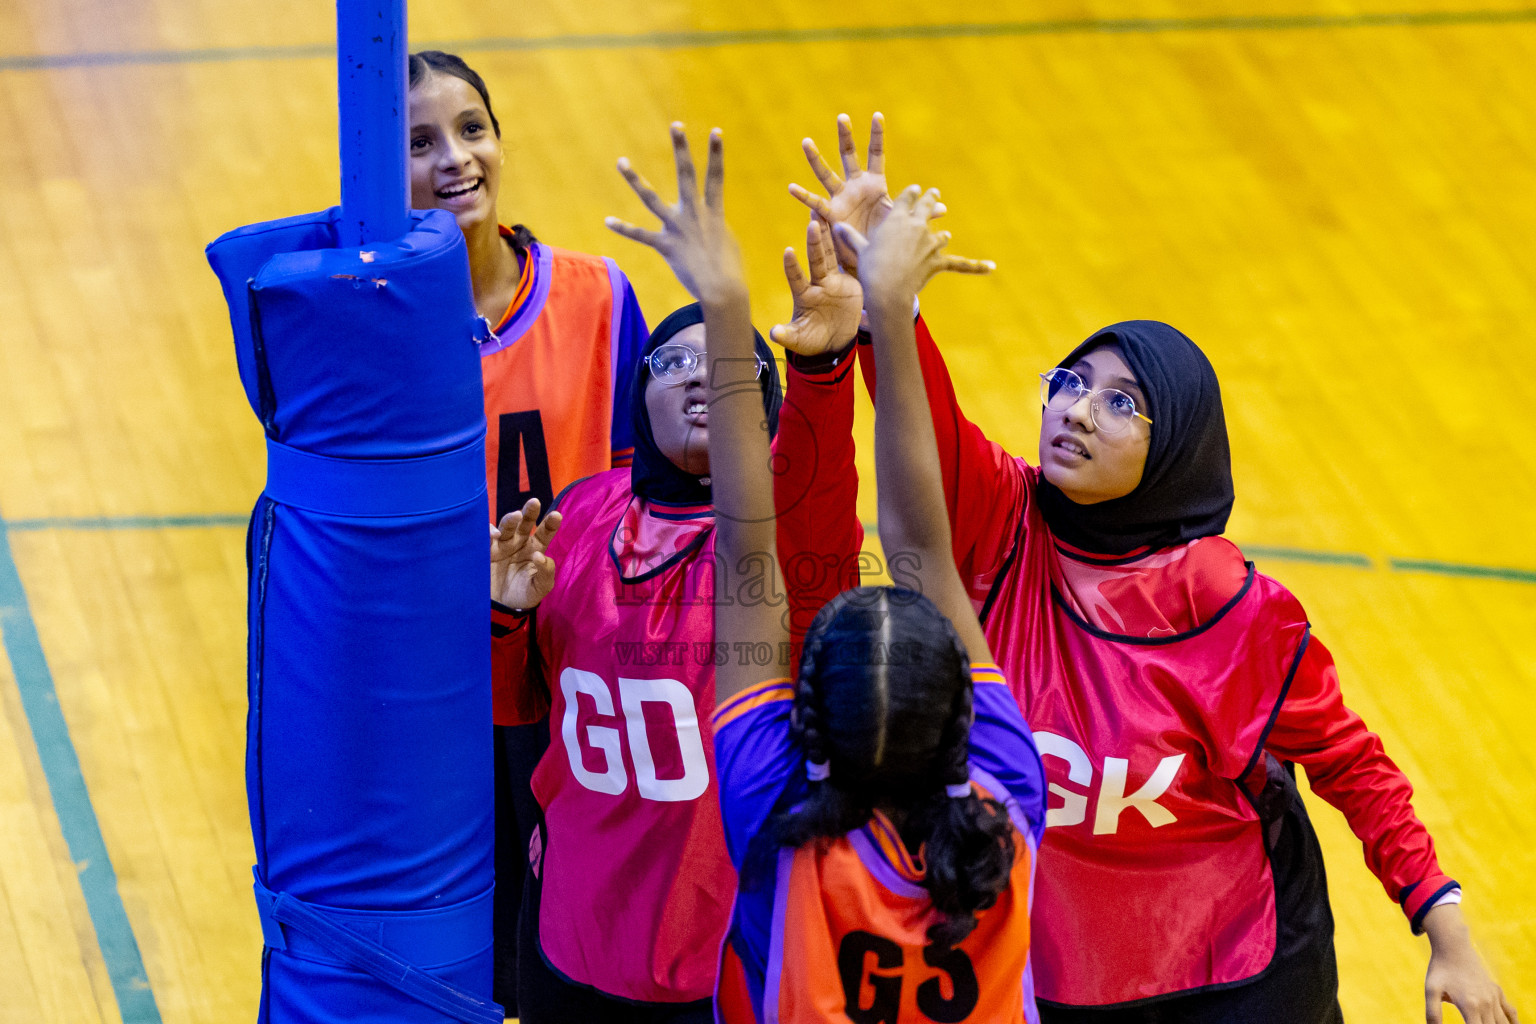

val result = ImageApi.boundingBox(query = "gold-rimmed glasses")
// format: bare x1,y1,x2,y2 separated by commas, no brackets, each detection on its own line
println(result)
1039,368,1152,434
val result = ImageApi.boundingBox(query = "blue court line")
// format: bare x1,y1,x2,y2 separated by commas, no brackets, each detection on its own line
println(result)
2,7,1535,71
0,520,163,1024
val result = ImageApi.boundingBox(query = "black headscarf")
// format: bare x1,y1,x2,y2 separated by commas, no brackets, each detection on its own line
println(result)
1035,320,1233,556
628,302,783,505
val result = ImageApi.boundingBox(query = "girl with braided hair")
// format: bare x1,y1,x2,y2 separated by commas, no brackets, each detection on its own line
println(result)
486,121,867,1020
605,123,1046,1023
763,586,1046,959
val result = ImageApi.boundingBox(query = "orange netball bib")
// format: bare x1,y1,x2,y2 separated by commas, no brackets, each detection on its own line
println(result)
765,795,1036,1024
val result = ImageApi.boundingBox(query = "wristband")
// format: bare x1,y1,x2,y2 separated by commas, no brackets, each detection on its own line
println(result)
787,338,857,374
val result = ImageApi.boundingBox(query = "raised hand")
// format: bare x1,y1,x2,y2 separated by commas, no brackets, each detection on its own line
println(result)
491,497,561,610
836,185,993,311
789,112,944,273
770,215,863,357
607,123,746,305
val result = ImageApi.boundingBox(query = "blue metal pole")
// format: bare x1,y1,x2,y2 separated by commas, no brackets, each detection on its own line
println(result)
337,0,409,247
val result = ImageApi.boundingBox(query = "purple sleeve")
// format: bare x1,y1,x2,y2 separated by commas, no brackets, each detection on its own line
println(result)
713,694,801,870
605,263,647,461
970,681,1047,844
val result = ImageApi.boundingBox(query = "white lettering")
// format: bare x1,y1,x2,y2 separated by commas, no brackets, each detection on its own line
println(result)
1034,731,1092,828
559,669,712,803
559,667,627,795
1093,754,1185,835
619,677,709,802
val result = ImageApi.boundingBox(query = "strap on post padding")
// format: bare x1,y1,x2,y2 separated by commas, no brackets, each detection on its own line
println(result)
264,436,486,518
253,874,503,1024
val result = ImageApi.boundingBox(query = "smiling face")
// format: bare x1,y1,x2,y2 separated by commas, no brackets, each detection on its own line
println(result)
1037,343,1152,504
644,324,711,477
408,72,502,236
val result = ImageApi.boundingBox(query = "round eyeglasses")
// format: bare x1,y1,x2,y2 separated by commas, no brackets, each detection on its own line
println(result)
647,343,767,386
1039,368,1152,434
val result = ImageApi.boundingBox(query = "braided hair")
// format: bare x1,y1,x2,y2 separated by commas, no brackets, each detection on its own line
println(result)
771,586,1016,947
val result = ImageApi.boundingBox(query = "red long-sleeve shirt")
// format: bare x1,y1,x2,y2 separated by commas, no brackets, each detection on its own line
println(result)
857,318,1455,1004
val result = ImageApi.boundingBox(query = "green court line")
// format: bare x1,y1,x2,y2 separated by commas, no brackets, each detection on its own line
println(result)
0,520,163,1023
0,501,1524,1024
9,513,1535,583
1390,558,1536,584
2,8,1535,72
1243,545,1374,568
6,514,250,531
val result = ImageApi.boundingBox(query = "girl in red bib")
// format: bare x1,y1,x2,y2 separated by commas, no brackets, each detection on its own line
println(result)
810,118,1518,1024
484,133,869,1020
608,125,1047,1024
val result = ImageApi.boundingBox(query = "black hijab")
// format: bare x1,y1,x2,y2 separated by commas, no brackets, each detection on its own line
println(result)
1035,320,1233,556
628,302,783,505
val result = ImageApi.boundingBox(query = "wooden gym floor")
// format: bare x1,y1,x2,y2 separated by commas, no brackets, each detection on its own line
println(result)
0,1,1533,1021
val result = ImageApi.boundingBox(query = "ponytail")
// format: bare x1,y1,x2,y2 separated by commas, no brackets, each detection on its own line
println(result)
765,587,1019,946
504,222,537,256
771,637,874,852
912,680,1016,947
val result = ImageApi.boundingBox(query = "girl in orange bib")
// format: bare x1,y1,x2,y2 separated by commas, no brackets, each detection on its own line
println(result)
406,51,651,1012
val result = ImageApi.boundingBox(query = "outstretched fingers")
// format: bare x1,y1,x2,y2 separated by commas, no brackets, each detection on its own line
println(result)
780,245,809,298
491,510,525,562
802,137,843,195
772,247,808,346
942,253,996,275
931,226,995,274
913,186,942,221
703,127,724,211
506,498,542,542
769,319,807,349
890,183,923,215
490,512,517,543
615,157,672,224
671,122,700,213
836,113,862,178
806,216,837,282
866,112,886,175
787,182,834,221
604,216,665,250
532,508,562,547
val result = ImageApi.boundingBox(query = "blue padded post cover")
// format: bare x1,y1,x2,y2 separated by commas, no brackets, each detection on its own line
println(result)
206,208,500,1023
